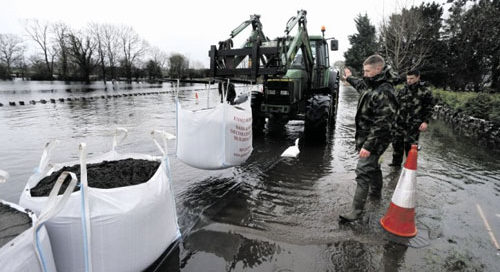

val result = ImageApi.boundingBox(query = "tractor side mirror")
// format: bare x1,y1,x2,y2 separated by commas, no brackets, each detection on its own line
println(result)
330,39,338,51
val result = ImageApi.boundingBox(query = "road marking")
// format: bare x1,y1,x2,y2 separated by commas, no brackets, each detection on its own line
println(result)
476,204,500,250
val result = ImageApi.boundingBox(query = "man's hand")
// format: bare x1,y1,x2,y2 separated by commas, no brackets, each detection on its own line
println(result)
419,122,428,132
359,148,371,158
344,68,352,80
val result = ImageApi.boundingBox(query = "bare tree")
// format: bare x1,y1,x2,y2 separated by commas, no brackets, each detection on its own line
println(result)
380,13,418,73
380,10,424,71
89,23,107,85
118,25,147,82
144,46,168,80
102,24,121,81
24,19,56,79
67,30,96,83
0,33,25,77
379,6,435,74
52,22,70,80
148,46,168,70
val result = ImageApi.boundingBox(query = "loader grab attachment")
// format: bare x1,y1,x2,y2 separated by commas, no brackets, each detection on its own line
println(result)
209,43,284,80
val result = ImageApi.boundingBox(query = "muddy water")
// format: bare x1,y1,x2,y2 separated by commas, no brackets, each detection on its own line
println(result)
1,81,499,271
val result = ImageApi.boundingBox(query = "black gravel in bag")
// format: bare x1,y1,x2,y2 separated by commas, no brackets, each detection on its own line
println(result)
30,158,161,197
0,203,32,248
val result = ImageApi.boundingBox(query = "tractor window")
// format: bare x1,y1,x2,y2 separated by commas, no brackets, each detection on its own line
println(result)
315,41,328,67
310,42,316,59
291,48,305,69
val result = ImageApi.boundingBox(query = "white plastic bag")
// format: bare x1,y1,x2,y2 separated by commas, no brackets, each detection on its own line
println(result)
176,84,253,169
19,129,180,272
1,171,77,272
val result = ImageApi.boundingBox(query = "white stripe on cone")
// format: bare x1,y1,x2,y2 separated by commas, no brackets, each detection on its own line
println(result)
391,169,417,209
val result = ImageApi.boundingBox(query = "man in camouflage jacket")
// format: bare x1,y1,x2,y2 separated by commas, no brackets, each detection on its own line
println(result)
390,69,435,167
340,55,398,222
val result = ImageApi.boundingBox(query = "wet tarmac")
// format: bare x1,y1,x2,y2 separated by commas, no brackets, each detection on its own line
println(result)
0,80,499,271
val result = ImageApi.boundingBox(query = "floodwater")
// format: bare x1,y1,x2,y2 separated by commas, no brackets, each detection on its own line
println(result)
1,80,499,271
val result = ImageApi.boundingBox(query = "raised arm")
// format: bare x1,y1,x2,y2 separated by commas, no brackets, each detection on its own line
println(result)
344,68,367,93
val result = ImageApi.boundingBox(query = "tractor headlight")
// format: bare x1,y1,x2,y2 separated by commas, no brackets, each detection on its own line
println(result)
268,90,276,95
280,90,289,95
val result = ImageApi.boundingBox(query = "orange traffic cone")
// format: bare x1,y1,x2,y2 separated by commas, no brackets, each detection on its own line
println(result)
380,144,418,237
195,92,199,104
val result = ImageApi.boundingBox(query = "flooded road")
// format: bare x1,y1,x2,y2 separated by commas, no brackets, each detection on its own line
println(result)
1,81,499,271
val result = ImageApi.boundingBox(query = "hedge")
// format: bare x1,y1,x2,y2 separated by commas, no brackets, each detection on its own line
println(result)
431,88,500,124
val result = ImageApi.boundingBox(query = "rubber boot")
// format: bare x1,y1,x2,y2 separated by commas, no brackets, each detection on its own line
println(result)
388,161,402,168
339,185,368,222
389,155,402,167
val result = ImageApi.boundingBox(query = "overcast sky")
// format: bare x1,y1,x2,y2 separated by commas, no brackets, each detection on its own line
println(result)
0,0,444,67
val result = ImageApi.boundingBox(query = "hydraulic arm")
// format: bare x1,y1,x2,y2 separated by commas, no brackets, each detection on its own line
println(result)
208,10,340,139
215,14,270,72
209,10,315,82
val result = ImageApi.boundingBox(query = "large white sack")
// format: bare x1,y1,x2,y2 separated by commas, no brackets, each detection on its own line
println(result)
176,91,253,170
19,133,180,272
0,201,56,272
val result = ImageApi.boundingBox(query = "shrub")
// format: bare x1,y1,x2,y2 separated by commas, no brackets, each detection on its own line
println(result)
431,88,500,124
0,64,9,79
488,99,500,124
463,93,491,120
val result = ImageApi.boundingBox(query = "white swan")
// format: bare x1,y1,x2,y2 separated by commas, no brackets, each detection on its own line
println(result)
281,138,300,158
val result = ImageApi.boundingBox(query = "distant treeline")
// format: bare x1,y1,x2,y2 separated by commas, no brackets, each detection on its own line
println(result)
0,20,208,83
341,0,500,93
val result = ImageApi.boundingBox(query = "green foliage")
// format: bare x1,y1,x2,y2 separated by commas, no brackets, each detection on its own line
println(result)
0,64,9,79
344,14,377,75
432,88,500,123
145,60,162,80
442,0,500,92
28,58,52,80
414,2,447,86
488,99,500,124
377,0,500,92
168,53,189,79
463,93,492,119
379,2,443,75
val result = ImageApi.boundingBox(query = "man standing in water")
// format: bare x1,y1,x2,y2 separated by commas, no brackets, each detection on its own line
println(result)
340,55,398,222
389,69,435,167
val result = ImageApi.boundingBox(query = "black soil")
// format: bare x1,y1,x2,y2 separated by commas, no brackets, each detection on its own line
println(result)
30,158,161,197
0,203,32,248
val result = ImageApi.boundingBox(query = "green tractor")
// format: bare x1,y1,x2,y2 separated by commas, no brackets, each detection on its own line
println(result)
209,10,339,140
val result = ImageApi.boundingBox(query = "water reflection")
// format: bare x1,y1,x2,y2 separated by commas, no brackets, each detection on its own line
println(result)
1,82,500,271
186,229,278,270
381,242,407,272
325,240,380,271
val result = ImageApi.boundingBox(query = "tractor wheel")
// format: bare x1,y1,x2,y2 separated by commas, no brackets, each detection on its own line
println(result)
251,91,265,135
304,94,332,140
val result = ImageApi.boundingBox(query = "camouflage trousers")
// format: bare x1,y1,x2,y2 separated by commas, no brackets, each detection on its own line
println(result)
392,130,420,165
355,153,383,203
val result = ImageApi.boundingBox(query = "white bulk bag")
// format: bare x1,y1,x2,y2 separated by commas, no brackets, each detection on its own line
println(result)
176,85,253,170
19,129,180,272
0,171,77,272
